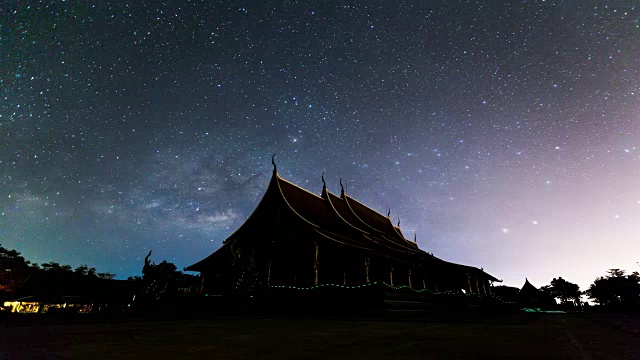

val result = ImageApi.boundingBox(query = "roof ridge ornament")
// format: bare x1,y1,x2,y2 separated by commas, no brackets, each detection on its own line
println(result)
397,217,401,227
340,177,345,197
387,208,391,217
414,233,417,243
271,153,277,174
321,171,326,191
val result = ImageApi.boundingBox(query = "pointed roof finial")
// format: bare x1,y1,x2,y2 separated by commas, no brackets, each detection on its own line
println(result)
340,177,345,196
271,153,277,174
414,233,417,243
387,208,391,217
397,217,401,227
321,171,326,190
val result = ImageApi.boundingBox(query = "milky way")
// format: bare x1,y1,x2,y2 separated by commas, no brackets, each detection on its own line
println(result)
2,1,639,289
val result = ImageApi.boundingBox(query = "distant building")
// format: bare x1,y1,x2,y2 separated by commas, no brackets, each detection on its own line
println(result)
519,278,556,309
3,295,92,314
2,271,133,314
187,158,501,301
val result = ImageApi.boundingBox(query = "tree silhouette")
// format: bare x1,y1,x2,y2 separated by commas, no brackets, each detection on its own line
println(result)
585,269,640,312
1,244,119,302
540,277,581,306
74,264,89,276
41,262,73,274
0,244,33,293
607,268,626,278
97,272,116,280
74,264,97,277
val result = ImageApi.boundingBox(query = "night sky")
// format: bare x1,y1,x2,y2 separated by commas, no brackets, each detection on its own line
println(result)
2,1,639,290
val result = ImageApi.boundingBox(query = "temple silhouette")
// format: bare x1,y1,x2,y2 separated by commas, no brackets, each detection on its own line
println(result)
187,156,501,311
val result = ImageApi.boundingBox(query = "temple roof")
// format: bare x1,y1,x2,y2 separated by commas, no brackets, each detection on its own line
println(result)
187,165,500,282
520,278,539,294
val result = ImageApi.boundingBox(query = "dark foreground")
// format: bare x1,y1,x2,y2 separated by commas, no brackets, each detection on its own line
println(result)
1,314,639,359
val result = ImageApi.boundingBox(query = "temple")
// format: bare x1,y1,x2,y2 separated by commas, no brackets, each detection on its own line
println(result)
186,156,501,301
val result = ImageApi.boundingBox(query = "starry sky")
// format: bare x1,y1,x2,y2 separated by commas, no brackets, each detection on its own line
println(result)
2,1,639,290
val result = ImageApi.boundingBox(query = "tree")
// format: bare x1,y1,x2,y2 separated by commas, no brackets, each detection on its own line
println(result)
41,262,73,273
97,272,116,280
74,264,89,276
585,269,640,312
0,245,30,270
1,244,121,305
0,244,33,293
542,277,581,306
608,269,625,278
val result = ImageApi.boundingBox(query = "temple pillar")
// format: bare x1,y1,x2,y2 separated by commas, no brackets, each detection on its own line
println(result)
422,279,426,290
389,265,394,286
467,273,472,294
267,260,272,285
408,269,412,289
314,241,319,286
483,280,488,296
475,276,481,296
365,257,370,283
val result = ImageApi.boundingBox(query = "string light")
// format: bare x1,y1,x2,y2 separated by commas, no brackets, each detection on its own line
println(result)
205,279,516,305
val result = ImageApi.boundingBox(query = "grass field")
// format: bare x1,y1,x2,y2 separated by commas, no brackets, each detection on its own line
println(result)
2,314,639,359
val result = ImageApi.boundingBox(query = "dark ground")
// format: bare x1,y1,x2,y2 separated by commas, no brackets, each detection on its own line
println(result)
1,314,639,359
